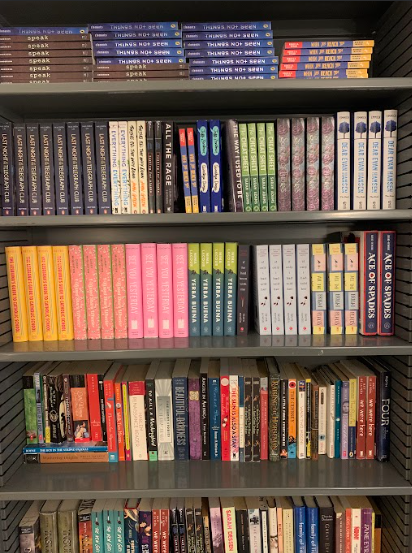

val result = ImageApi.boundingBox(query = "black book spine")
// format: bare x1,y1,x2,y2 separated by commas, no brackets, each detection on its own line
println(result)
155,121,163,213
185,506,196,553
48,373,65,443
269,374,280,461
98,374,107,442
63,374,74,442
194,505,205,553
163,121,174,212
178,506,187,553
80,122,98,214
0,122,14,215
26,123,41,215
40,123,55,215
377,369,391,461
280,378,288,459
200,372,209,460
236,508,249,553
319,506,334,553
146,121,155,213
52,122,69,215
95,121,111,214
225,119,243,212
13,123,29,215
171,505,180,553
305,380,312,459
66,121,84,215
145,376,158,460
252,374,261,461
237,244,250,335
42,373,50,442
244,373,252,462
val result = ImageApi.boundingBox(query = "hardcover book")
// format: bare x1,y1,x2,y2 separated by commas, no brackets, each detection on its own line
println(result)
367,111,382,210
187,126,200,213
291,118,305,211
197,120,211,212
66,122,83,215
266,122,277,211
269,244,284,335
306,117,320,211
382,109,397,210
336,112,351,211
327,244,344,335
224,242,238,335
253,244,271,335
172,243,189,337
98,244,115,340
53,123,69,215
277,119,291,211
141,243,159,338
26,123,42,215
257,122,268,211
201,243,213,336
22,246,43,341
225,120,243,212
83,245,101,340
237,244,250,336
283,244,297,335
378,231,395,336
118,121,131,214
95,121,111,214
310,244,327,334
353,112,368,210
172,358,190,460
239,123,252,211
189,243,201,337
209,120,222,212
109,121,121,214
157,243,174,338
111,245,128,339
189,361,202,460
247,122,260,211
296,244,311,335
137,121,149,214
126,243,144,339
14,123,29,216
68,245,87,340
344,242,359,334
52,246,74,340
155,360,175,460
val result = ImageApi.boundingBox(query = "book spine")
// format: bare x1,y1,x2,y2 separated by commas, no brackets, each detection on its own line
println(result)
239,123,252,212
260,375,269,460
155,376,174,460
6,247,28,342
367,111,382,210
52,245,74,340
95,122,111,214
305,379,312,459
22,246,43,341
87,373,103,442
340,380,349,459
362,509,372,553
129,380,147,460
220,372,230,461
43,372,51,442
244,371,252,462
26,123,41,215
118,121,131,214
66,122,83,215
336,112,351,211
269,373,280,461
296,244,311,335
173,375,189,460
157,243,174,338
114,376,125,462
319,384,327,456
70,374,90,444
213,242,225,336
222,507,238,553
62,376,73,441
177,505,187,553
222,120,243,210
327,243,344,334
297,378,306,459
252,373,261,461
319,507,334,553
188,243,201,337
109,121,121,214
321,116,335,210
146,375,158,461
360,231,378,335
306,117,320,211
224,242,237,336
126,243,143,339
14,123,29,215
53,123,69,215
247,122,260,211
294,506,306,553
352,112,367,210
124,505,138,553
366,375,376,459
139,509,152,553
283,244,297,334
201,243,213,336
163,121,174,213
382,109,397,210
378,231,395,335
122,380,131,461
189,375,202,460
209,375,221,460
269,244,283,335
142,243,158,338
376,369,390,461
83,245,101,340
146,121,155,213
311,384,319,460
0,122,15,215
68,245,87,340
39,123,55,215
209,120,222,212
201,371,210,460
286,39,374,48
348,377,357,459
196,121,210,212
257,122,268,211
344,242,359,334
277,118,291,211
23,375,37,444
99,376,107,442
170,506,179,553
172,243,189,337
311,244,327,334
235,507,248,553
155,121,163,213
98,244,115,340
287,377,297,458
161,508,170,553
238,374,245,462
266,121,277,211
280,378,288,458
104,374,119,462
291,118,305,211
307,508,318,553
37,246,58,341
34,371,45,443
248,507,261,552
229,374,239,461
137,121,149,214
237,244,250,336
187,126,200,213
111,245,128,339
179,128,193,213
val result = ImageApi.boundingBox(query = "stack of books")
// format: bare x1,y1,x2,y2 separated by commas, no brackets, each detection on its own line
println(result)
22,356,391,463
0,26,93,84
20,495,383,553
279,40,374,79
183,22,278,81
90,22,190,81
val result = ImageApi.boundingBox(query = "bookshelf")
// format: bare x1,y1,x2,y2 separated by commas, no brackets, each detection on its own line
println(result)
0,2,411,553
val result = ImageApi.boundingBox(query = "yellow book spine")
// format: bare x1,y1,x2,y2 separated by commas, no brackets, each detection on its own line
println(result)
38,246,58,341
288,379,296,457
52,246,74,340
122,382,131,456
21,246,43,341
5,246,28,342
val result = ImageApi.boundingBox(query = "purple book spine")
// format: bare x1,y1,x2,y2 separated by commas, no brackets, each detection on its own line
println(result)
291,118,305,211
277,118,291,211
361,508,372,553
139,509,152,553
188,375,202,460
321,116,335,210
340,381,349,459
209,505,224,553
306,117,320,211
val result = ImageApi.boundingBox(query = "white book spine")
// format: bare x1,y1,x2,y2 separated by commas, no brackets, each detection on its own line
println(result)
296,244,311,334
318,384,327,455
253,245,271,335
282,244,297,335
137,121,149,214
118,121,131,214
128,121,140,214
351,507,361,553
336,111,351,210
155,378,174,460
327,384,335,459
229,374,239,461
367,111,382,210
260,508,269,553
269,244,284,335
239,392,245,455
129,393,147,460
268,504,278,553
382,109,397,210
248,509,261,553
352,112,367,210
282,509,294,553
109,121,121,214
222,507,238,553
297,379,306,459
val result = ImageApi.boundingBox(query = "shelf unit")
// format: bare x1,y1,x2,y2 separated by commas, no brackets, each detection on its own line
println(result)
0,2,411,553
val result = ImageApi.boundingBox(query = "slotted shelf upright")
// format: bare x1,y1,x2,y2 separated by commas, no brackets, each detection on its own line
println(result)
0,2,412,553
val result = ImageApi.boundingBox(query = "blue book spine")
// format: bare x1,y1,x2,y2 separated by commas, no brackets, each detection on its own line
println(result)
94,40,183,48
185,39,273,49
376,369,391,461
334,380,341,458
90,22,179,32
92,507,104,553
186,48,275,58
23,444,108,453
191,75,276,80
0,26,88,35
348,413,356,459
172,376,189,460
362,231,378,334
306,506,319,553
239,374,245,462
190,65,277,74
91,31,182,40
183,31,273,40
378,231,395,336
124,506,139,553
294,506,306,553
282,55,365,62
189,245,200,337
40,123,55,215
0,122,15,216
104,506,115,553
209,376,221,459
196,120,210,212
178,128,192,212
96,57,186,65
182,22,272,32
26,124,41,216
209,120,222,212
80,122,98,215
52,123,69,215
115,505,125,553
187,127,199,211
95,122,112,214
190,57,278,66
66,122,84,215
95,47,184,57
13,124,29,216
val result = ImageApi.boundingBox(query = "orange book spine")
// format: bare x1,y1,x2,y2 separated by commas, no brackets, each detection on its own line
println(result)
115,377,126,462
37,245,58,341
5,246,28,342
52,245,74,340
288,378,297,458
22,246,43,341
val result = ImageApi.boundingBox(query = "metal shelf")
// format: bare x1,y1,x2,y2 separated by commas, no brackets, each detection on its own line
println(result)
1,334,411,361
0,458,410,500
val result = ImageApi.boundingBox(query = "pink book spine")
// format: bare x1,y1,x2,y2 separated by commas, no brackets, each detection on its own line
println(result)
83,245,101,340
141,243,158,338
97,245,115,340
291,118,305,211
68,245,87,340
126,244,144,339
306,116,320,211
112,245,128,339
321,116,335,211
157,243,174,338
172,243,189,337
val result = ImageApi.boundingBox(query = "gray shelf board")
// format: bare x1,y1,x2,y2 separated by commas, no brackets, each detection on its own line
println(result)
1,334,411,361
0,210,410,228
0,458,410,500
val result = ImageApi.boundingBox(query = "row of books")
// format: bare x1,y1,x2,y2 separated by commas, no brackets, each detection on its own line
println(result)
279,39,375,79
22,356,391,464
20,495,383,553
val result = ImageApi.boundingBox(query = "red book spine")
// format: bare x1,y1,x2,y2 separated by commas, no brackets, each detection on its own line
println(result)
103,378,118,461
356,376,367,459
160,508,170,553
345,508,351,553
260,385,269,460
366,375,377,459
115,378,126,462
78,517,92,553
87,373,102,442
220,375,230,461
152,508,161,553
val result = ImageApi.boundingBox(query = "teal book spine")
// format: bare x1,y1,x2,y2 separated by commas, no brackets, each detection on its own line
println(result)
104,504,115,553
212,243,225,336
334,380,342,458
115,502,125,553
224,242,238,336
92,504,104,553
200,243,212,336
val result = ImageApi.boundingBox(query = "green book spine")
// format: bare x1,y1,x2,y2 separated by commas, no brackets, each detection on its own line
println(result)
257,122,269,211
266,122,277,211
188,243,200,337
224,242,238,336
212,243,225,336
239,124,252,212
247,123,260,211
23,374,38,444
200,243,212,336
